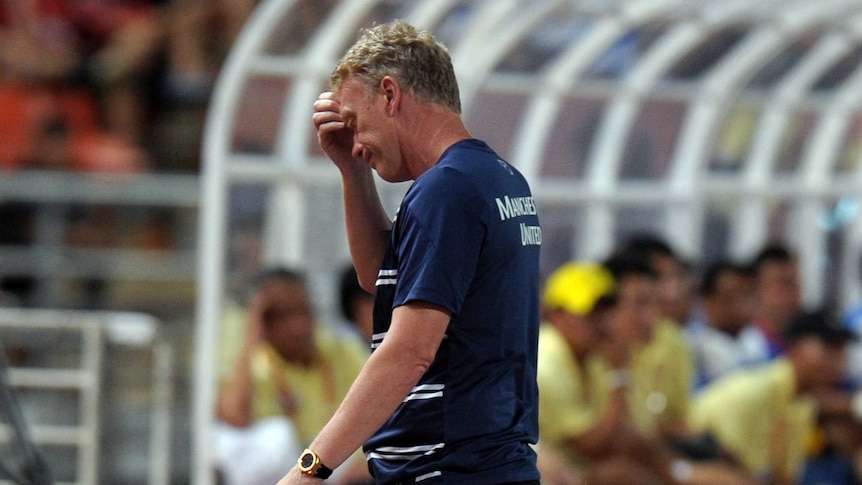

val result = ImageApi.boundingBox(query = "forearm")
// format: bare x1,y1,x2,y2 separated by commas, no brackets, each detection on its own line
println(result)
215,345,256,426
576,388,679,484
573,387,629,458
307,339,431,468
303,303,448,470
340,163,392,292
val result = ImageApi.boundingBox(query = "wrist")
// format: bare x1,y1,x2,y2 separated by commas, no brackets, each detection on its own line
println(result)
669,458,693,483
338,157,372,177
298,448,333,480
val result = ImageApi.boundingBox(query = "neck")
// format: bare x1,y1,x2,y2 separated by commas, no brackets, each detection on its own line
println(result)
708,315,742,337
278,347,316,369
787,355,809,395
399,101,471,178
564,341,591,368
756,307,794,334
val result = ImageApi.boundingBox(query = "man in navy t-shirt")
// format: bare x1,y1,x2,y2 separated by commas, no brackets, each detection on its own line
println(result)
280,19,541,485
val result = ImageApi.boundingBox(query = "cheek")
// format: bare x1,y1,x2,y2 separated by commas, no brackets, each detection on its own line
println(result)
806,346,845,380
826,350,847,376
565,328,592,347
659,280,680,300
618,313,639,336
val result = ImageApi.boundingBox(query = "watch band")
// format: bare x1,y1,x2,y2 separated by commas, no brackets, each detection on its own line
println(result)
298,448,334,479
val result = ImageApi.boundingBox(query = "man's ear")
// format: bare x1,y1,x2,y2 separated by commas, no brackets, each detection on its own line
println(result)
380,76,400,115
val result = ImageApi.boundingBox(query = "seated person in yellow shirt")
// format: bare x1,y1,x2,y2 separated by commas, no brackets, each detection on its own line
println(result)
602,253,687,438
616,237,697,441
215,267,371,485
689,309,855,485
537,261,757,485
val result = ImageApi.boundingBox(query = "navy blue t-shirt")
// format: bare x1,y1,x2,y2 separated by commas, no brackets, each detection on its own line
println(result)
366,139,541,485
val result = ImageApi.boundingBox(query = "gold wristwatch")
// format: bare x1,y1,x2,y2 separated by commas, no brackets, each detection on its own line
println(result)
298,448,333,479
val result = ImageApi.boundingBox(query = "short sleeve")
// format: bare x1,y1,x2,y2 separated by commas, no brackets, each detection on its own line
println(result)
393,167,488,314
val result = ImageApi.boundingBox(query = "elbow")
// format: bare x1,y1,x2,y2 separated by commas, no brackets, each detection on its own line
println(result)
403,338,437,379
375,341,435,389
355,267,379,294
412,356,433,380
216,402,253,428
358,277,377,295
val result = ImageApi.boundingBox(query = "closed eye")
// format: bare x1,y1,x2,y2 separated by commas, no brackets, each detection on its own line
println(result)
341,106,357,130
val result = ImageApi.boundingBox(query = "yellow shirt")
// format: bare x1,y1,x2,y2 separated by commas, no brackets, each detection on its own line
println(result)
629,318,694,435
689,359,816,482
235,329,367,446
537,324,611,464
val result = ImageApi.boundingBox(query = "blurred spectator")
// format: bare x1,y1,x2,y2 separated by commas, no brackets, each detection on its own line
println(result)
750,243,804,359
214,267,370,485
337,263,373,344
686,260,767,390
0,81,145,173
600,253,670,435
620,234,695,326
162,0,257,103
536,261,614,484
615,237,696,441
70,0,164,145
690,309,855,485
148,0,258,172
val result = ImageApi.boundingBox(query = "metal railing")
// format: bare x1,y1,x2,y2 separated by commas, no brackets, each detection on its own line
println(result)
0,309,173,485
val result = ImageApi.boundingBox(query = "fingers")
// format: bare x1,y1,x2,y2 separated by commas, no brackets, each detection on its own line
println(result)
312,91,357,165
312,91,344,131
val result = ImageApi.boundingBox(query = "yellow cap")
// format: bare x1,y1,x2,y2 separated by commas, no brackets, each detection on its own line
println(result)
542,262,616,316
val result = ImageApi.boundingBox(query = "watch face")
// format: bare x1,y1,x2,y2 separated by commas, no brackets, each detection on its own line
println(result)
300,453,315,469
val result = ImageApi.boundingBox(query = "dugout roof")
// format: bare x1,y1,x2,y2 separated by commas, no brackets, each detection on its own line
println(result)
195,2,862,481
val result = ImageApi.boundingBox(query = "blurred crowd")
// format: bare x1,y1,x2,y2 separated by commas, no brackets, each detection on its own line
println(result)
214,237,862,485
0,0,259,310
0,0,257,174
536,235,862,485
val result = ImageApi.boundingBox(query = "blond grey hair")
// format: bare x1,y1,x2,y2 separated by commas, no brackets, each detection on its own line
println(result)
331,19,461,113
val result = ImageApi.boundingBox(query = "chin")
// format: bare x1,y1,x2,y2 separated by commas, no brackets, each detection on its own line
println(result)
375,170,408,183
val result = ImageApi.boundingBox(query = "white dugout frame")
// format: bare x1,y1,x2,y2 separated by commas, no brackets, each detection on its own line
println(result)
195,1,862,483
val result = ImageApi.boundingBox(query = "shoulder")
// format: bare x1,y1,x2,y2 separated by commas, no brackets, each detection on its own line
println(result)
655,319,688,347
845,304,862,333
538,324,567,357
538,325,575,375
697,360,783,407
420,139,520,188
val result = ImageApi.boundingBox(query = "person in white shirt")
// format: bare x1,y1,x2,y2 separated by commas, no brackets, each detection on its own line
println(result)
687,260,768,391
